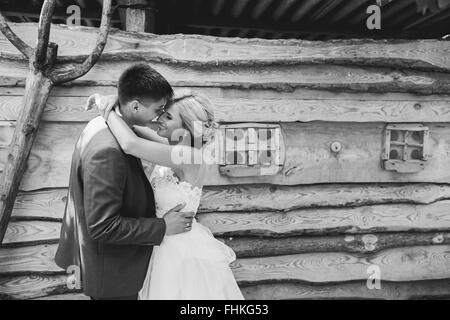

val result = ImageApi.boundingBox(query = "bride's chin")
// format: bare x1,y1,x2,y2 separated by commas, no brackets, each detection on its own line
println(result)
156,129,168,138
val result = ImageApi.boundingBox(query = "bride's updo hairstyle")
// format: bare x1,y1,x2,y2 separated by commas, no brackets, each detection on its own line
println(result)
168,89,218,147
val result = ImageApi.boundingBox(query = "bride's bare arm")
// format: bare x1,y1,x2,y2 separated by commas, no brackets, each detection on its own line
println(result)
133,125,169,144
106,111,200,171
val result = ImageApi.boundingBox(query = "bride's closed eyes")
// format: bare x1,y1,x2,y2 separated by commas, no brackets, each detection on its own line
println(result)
156,106,185,139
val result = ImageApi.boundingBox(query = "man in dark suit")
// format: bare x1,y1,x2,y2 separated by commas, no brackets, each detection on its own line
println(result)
55,64,194,300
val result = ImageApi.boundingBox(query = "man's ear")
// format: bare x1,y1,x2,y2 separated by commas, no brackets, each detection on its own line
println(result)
131,100,140,112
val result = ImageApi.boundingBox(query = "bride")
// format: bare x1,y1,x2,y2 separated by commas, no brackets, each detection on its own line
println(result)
89,89,244,300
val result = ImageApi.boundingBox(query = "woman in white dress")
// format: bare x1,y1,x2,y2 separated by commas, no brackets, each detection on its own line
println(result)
90,89,244,300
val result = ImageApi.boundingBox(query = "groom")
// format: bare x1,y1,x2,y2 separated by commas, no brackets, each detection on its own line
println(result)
55,64,195,300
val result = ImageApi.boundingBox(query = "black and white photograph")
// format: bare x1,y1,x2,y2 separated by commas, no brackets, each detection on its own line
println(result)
0,0,450,305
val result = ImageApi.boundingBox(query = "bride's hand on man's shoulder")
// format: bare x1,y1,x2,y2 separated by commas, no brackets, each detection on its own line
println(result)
85,94,119,120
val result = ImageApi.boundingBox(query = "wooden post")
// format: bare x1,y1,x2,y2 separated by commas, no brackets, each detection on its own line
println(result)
0,0,113,243
126,8,146,32
118,0,156,33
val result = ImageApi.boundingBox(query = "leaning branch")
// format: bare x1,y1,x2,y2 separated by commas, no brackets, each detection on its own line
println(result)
0,13,33,58
51,0,113,84
35,0,57,67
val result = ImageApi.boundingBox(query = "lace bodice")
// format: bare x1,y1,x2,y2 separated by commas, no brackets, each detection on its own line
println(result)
149,165,202,218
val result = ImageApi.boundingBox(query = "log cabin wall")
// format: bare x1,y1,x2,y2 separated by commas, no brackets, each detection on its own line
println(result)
1,23,450,299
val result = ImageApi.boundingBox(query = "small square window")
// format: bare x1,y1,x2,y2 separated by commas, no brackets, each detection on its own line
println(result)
382,124,430,173
218,123,285,177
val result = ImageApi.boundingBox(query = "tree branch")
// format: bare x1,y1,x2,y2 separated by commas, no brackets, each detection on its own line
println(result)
0,13,33,58
51,0,113,84
34,0,56,67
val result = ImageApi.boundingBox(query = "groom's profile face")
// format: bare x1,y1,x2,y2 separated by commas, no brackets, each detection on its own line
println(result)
127,96,167,126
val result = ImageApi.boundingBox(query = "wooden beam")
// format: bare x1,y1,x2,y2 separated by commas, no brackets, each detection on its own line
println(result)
118,0,154,33
222,232,450,257
7,183,450,221
2,24,450,73
0,71,55,244
241,280,450,300
126,8,146,32
0,274,79,300
5,200,450,246
4,232,450,280
3,273,450,300
9,93,448,125
3,242,450,285
197,200,450,237
6,121,450,189
2,233,449,278
0,0,112,243
233,245,450,284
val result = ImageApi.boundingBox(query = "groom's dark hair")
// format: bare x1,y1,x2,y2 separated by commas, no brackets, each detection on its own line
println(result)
118,63,173,105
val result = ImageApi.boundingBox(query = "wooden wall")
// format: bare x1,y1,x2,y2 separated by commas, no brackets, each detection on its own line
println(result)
1,23,450,299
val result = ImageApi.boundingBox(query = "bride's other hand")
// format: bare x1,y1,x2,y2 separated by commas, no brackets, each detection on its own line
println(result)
85,94,119,120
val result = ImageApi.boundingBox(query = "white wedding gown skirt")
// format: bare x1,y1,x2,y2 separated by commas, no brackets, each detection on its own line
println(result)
138,165,244,300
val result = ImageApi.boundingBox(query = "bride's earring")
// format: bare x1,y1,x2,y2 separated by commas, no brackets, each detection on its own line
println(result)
182,131,190,144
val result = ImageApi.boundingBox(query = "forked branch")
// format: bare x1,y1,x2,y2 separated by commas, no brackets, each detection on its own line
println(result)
0,13,33,58
35,0,57,66
52,0,113,84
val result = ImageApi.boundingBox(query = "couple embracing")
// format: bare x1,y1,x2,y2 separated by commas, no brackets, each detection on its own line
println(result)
55,63,244,300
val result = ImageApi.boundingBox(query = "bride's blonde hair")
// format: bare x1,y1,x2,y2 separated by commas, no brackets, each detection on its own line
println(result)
167,89,218,146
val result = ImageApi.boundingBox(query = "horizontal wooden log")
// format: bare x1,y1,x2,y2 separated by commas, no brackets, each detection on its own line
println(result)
2,56,450,95
3,122,450,189
198,200,450,237
240,280,450,300
3,221,61,246
0,244,62,275
6,200,450,245
232,245,450,284
11,189,67,221
1,24,450,72
0,275,79,300
4,274,450,300
10,184,450,222
3,243,450,287
2,94,450,123
221,232,450,257
3,232,450,277
5,86,450,102
200,183,450,212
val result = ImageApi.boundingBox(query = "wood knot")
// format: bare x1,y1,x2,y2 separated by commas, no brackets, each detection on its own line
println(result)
344,236,355,242
362,234,378,251
433,234,444,244
22,123,36,135
0,194,7,202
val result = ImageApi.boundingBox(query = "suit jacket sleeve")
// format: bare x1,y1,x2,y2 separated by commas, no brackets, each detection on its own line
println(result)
83,146,166,245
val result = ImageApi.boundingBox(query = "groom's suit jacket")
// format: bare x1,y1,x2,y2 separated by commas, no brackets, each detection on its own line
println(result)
55,116,166,298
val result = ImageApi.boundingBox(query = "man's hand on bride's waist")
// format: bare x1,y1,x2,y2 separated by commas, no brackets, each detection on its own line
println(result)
162,202,195,236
